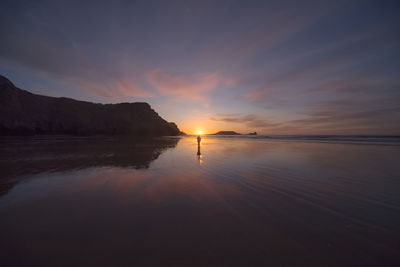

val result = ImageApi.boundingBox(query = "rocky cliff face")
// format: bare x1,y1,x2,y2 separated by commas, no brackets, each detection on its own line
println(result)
0,75,184,136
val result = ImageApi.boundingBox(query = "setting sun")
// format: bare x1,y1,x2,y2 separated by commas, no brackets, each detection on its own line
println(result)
197,130,203,135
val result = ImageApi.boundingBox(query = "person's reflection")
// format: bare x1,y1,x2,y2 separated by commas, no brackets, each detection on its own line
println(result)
197,135,201,156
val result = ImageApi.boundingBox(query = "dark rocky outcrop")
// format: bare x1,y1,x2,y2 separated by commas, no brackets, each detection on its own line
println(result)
0,75,184,136
213,131,241,135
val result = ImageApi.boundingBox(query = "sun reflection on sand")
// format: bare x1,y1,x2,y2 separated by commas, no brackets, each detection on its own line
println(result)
197,154,203,165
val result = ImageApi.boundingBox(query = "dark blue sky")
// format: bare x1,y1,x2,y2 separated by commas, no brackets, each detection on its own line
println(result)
1,0,399,134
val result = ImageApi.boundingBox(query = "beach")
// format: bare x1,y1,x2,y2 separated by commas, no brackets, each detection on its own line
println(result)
1,135,400,266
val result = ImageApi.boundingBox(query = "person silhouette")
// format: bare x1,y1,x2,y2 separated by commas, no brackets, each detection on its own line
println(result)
197,135,201,155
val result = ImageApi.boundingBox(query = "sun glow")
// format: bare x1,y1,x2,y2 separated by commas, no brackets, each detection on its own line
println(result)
197,130,203,135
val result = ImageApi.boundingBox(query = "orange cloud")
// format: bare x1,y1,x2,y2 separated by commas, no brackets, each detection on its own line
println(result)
64,75,153,100
246,87,278,102
115,78,153,98
146,69,229,100
246,90,264,102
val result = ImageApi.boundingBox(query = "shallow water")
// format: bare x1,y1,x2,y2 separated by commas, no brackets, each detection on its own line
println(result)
1,136,400,266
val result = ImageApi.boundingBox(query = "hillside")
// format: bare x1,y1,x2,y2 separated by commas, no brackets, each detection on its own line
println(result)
0,75,183,136
213,131,241,135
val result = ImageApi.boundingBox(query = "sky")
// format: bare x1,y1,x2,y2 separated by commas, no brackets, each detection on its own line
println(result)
1,0,399,135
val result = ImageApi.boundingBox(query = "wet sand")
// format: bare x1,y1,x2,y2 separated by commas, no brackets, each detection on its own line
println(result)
0,136,399,266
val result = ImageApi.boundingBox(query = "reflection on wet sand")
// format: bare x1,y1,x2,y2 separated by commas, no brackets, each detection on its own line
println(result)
0,136,400,266
0,136,179,195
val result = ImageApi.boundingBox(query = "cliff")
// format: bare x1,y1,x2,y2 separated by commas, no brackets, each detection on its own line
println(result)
0,75,184,136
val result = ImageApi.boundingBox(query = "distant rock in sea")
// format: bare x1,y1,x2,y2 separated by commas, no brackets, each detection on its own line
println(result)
247,132,257,135
0,75,184,136
213,131,241,135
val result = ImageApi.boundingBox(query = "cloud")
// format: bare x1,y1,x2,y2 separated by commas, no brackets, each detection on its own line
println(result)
147,69,230,100
0,4,153,100
114,78,153,98
1,0,399,135
245,87,280,102
308,74,400,93
246,90,265,102
237,24,400,108
209,97,400,135
209,114,280,129
292,107,400,126
284,99,400,134
195,1,345,70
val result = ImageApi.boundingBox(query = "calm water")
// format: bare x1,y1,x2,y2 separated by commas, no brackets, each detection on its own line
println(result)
1,136,400,266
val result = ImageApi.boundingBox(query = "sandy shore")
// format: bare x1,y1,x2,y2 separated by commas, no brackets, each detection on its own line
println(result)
1,136,399,266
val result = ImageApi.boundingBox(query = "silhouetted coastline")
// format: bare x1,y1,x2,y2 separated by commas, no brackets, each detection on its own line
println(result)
0,75,184,136
212,131,241,135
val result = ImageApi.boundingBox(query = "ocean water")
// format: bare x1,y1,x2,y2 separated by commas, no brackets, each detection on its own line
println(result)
0,135,399,266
